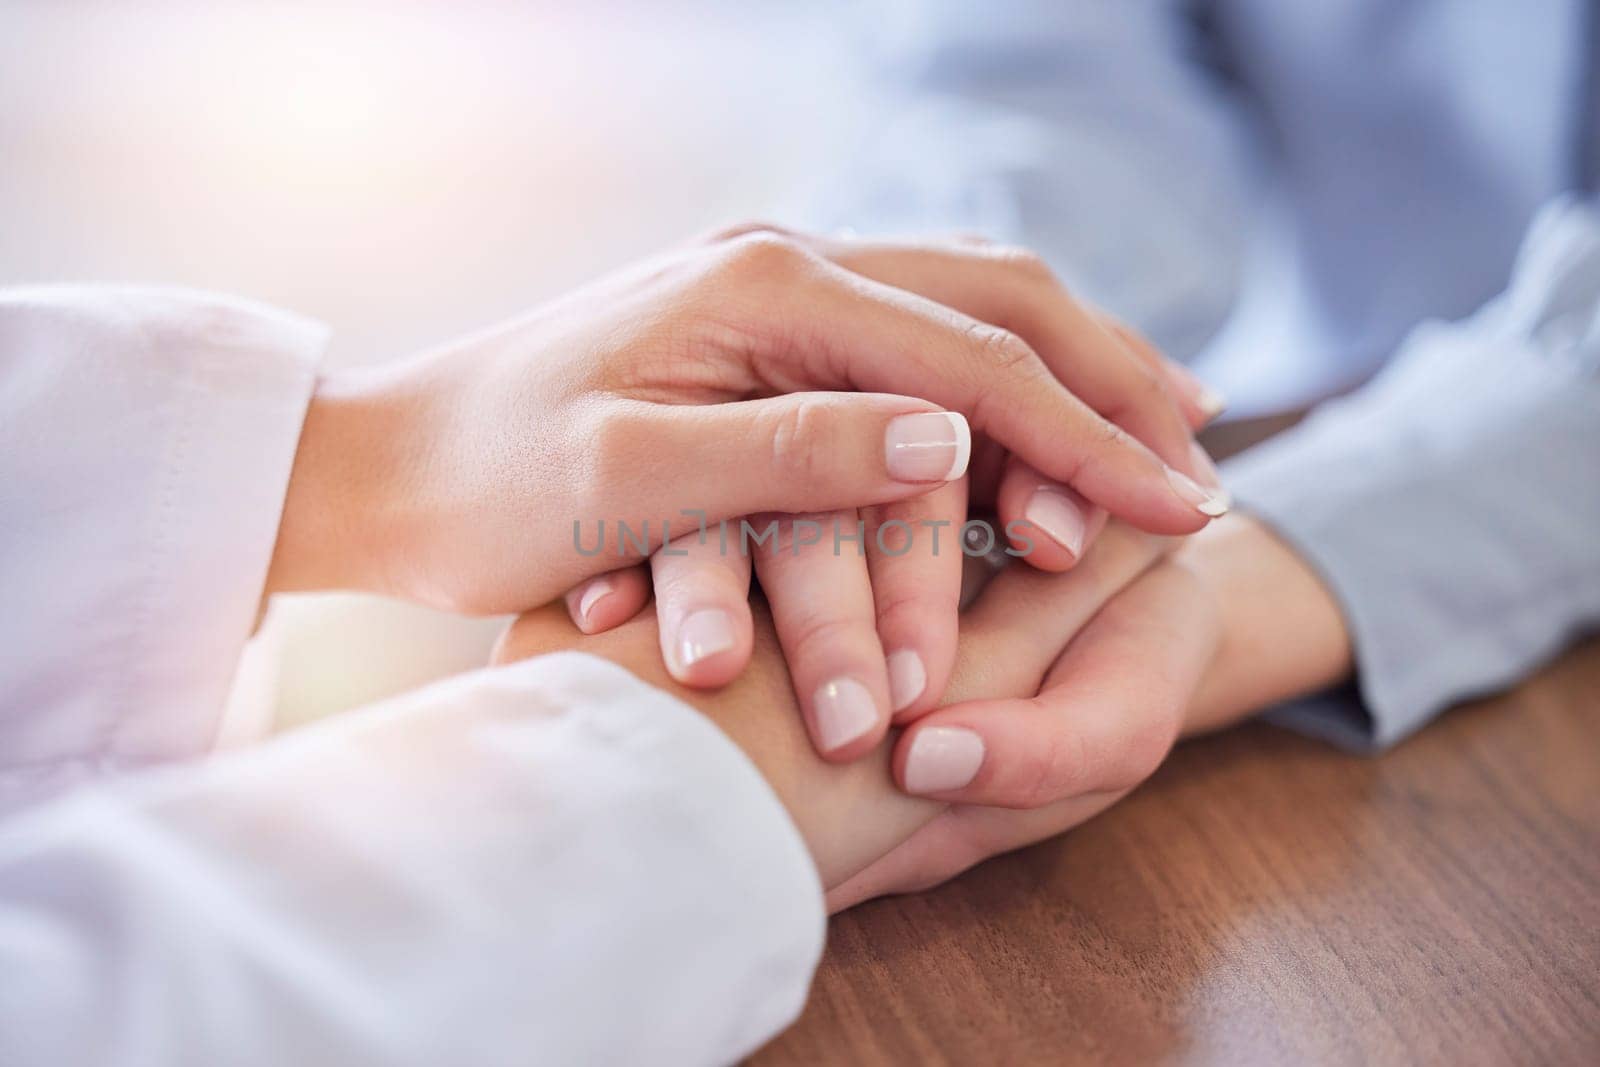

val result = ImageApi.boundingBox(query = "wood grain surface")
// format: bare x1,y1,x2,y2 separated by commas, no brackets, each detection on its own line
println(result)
752,638,1600,1066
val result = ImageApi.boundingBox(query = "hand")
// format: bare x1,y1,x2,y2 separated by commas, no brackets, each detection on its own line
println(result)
494,522,1177,899
885,513,1354,808
832,513,1353,907
266,226,1227,616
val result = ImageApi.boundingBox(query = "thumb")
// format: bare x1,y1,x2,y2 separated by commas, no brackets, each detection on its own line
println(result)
640,393,971,525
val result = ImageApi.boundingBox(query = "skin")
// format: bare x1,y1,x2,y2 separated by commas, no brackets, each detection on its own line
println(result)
263,224,1228,770
496,513,1352,911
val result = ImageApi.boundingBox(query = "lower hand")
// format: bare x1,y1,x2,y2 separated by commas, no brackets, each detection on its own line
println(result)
494,522,1180,900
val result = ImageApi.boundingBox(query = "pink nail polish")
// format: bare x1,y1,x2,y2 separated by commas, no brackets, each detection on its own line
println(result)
1166,466,1230,517
1189,441,1224,491
903,726,985,794
884,412,971,483
576,577,614,626
887,649,927,711
813,677,881,751
1023,486,1087,558
1196,385,1228,422
676,609,736,670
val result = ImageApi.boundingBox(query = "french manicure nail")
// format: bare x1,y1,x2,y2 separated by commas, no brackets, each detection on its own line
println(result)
1189,440,1224,491
813,676,881,751
903,726,985,794
1196,384,1228,422
1023,486,1088,558
887,649,927,712
885,411,971,483
676,609,736,670
576,577,614,627
1166,466,1231,517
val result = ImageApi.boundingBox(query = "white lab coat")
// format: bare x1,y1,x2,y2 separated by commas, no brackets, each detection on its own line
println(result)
0,286,824,1066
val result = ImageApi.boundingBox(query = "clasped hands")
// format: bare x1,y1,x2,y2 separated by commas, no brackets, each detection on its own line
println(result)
266,223,1350,910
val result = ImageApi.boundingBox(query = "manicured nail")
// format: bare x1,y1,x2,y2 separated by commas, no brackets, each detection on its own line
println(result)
1196,384,1228,422
887,649,927,712
1167,466,1230,517
575,577,614,628
903,726,985,794
885,411,971,483
1189,440,1224,490
675,609,736,671
812,676,881,751
1023,485,1087,558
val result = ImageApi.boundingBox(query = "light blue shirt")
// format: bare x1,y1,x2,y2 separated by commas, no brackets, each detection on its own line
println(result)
823,0,1600,748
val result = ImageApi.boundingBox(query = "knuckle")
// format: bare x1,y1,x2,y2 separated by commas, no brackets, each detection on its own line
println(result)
766,396,837,487
718,231,810,284
789,612,879,669
987,244,1056,284
968,322,1037,376
706,219,791,245
1089,413,1132,451
1014,728,1086,809
874,585,960,632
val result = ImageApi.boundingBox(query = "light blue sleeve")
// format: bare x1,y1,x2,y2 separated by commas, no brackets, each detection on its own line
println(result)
813,0,1257,359
1223,198,1600,750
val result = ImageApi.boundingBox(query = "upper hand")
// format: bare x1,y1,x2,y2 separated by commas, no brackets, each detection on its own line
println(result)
267,225,1224,621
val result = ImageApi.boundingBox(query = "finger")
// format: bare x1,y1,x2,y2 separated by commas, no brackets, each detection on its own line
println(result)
824,788,1125,912
863,478,966,722
563,565,651,634
994,458,1107,572
741,252,1229,533
1096,314,1227,431
896,563,1218,805
823,811,967,912
753,510,892,762
705,227,1227,441
651,528,754,688
953,521,1169,697
631,393,970,539
805,236,1209,480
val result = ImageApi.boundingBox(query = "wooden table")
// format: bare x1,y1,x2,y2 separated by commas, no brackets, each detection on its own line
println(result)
753,639,1600,1065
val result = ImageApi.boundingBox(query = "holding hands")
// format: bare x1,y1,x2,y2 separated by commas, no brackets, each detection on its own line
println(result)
262,222,1329,902
265,223,1228,760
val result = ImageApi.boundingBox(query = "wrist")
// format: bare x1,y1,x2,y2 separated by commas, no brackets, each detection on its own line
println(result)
1179,512,1354,735
265,368,406,599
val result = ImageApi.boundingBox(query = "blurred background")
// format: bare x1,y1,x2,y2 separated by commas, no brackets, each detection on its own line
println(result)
0,0,876,726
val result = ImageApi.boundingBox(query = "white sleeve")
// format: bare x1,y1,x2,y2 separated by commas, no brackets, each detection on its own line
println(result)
0,652,826,1066
0,285,825,1064
0,285,326,811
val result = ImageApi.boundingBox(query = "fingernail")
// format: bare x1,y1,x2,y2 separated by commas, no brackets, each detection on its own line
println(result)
1167,466,1230,517
887,649,927,712
903,726,985,794
675,609,736,670
1196,384,1228,422
885,411,971,483
1189,440,1224,490
813,676,881,751
576,577,614,627
1023,485,1087,558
